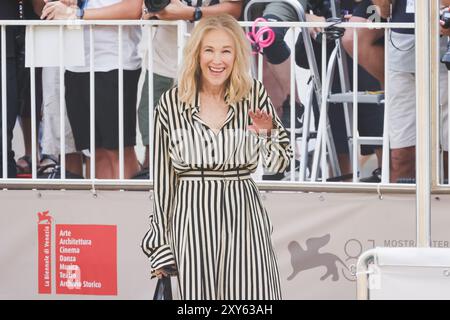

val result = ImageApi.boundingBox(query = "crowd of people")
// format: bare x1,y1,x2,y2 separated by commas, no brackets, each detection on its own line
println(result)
0,0,448,183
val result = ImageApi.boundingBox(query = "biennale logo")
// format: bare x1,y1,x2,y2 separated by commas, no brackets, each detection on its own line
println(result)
38,211,82,293
38,211,53,224
287,234,354,282
37,212,117,295
38,210,53,294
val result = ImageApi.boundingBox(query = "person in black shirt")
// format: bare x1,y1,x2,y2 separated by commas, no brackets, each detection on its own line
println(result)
0,1,21,178
0,1,43,178
15,1,44,176
340,0,385,182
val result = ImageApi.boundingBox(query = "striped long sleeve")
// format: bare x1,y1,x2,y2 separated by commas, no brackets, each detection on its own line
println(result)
254,81,294,173
141,99,176,273
140,83,284,299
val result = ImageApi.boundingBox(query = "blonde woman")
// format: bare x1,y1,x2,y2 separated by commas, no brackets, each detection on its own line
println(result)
138,0,243,170
142,14,293,300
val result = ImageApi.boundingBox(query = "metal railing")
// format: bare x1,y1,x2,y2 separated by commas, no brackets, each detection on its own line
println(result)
0,16,445,193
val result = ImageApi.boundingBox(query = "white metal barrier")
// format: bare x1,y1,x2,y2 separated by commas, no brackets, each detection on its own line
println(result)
356,247,450,300
0,16,445,192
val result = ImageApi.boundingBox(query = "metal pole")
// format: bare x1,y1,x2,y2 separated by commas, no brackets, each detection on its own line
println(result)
59,26,66,179
352,29,359,183
431,0,440,187
381,28,390,184
90,25,96,180
321,32,328,182
147,25,154,181
415,0,433,247
1,26,7,179
118,26,124,180
29,26,37,180
290,28,296,181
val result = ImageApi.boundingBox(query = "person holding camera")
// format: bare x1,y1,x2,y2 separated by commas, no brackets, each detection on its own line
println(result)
41,0,143,179
138,0,243,170
374,0,449,182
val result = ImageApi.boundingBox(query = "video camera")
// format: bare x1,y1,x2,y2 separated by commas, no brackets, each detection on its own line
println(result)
144,0,171,13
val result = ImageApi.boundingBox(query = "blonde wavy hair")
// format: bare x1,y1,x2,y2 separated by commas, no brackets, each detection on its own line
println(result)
178,14,253,106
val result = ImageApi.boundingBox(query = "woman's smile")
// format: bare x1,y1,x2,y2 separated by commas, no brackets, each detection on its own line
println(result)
200,29,236,89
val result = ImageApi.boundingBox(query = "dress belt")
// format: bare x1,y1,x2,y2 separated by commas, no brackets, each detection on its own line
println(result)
177,168,251,181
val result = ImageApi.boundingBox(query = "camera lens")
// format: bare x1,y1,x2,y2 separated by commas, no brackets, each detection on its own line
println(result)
144,0,171,12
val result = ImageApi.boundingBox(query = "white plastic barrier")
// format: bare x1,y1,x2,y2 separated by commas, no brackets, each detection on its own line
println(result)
357,248,450,300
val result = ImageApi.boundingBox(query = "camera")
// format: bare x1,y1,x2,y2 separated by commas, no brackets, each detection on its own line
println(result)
441,11,450,29
441,11,450,69
144,0,171,13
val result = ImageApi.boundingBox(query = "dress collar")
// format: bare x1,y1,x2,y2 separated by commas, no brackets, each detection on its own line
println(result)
178,90,248,114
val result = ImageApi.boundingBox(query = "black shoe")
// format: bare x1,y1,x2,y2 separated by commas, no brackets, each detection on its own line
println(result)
280,95,304,132
360,167,382,183
38,165,84,179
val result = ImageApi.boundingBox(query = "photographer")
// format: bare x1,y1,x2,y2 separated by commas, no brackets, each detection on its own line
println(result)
138,0,243,169
376,0,450,182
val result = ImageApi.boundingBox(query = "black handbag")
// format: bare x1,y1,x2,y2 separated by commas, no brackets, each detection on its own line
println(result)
153,276,173,300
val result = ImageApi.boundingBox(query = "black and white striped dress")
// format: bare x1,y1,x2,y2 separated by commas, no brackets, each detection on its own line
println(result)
142,80,293,300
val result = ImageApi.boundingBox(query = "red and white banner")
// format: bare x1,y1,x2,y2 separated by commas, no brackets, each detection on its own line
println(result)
56,225,117,295
0,190,449,299
38,211,52,294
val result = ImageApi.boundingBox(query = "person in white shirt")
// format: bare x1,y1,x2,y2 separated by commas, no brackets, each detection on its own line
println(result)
41,0,142,179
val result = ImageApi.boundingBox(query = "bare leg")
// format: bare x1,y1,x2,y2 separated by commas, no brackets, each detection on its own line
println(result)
95,147,139,179
375,147,383,169
342,17,385,88
263,56,301,117
20,116,32,156
124,146,140,179
263,58,288,116
95,148,114,179
85,156,91,179
64,152,83,176
337,153,352,182
17,116,40,172
390,146,415,183
143,145,150,169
